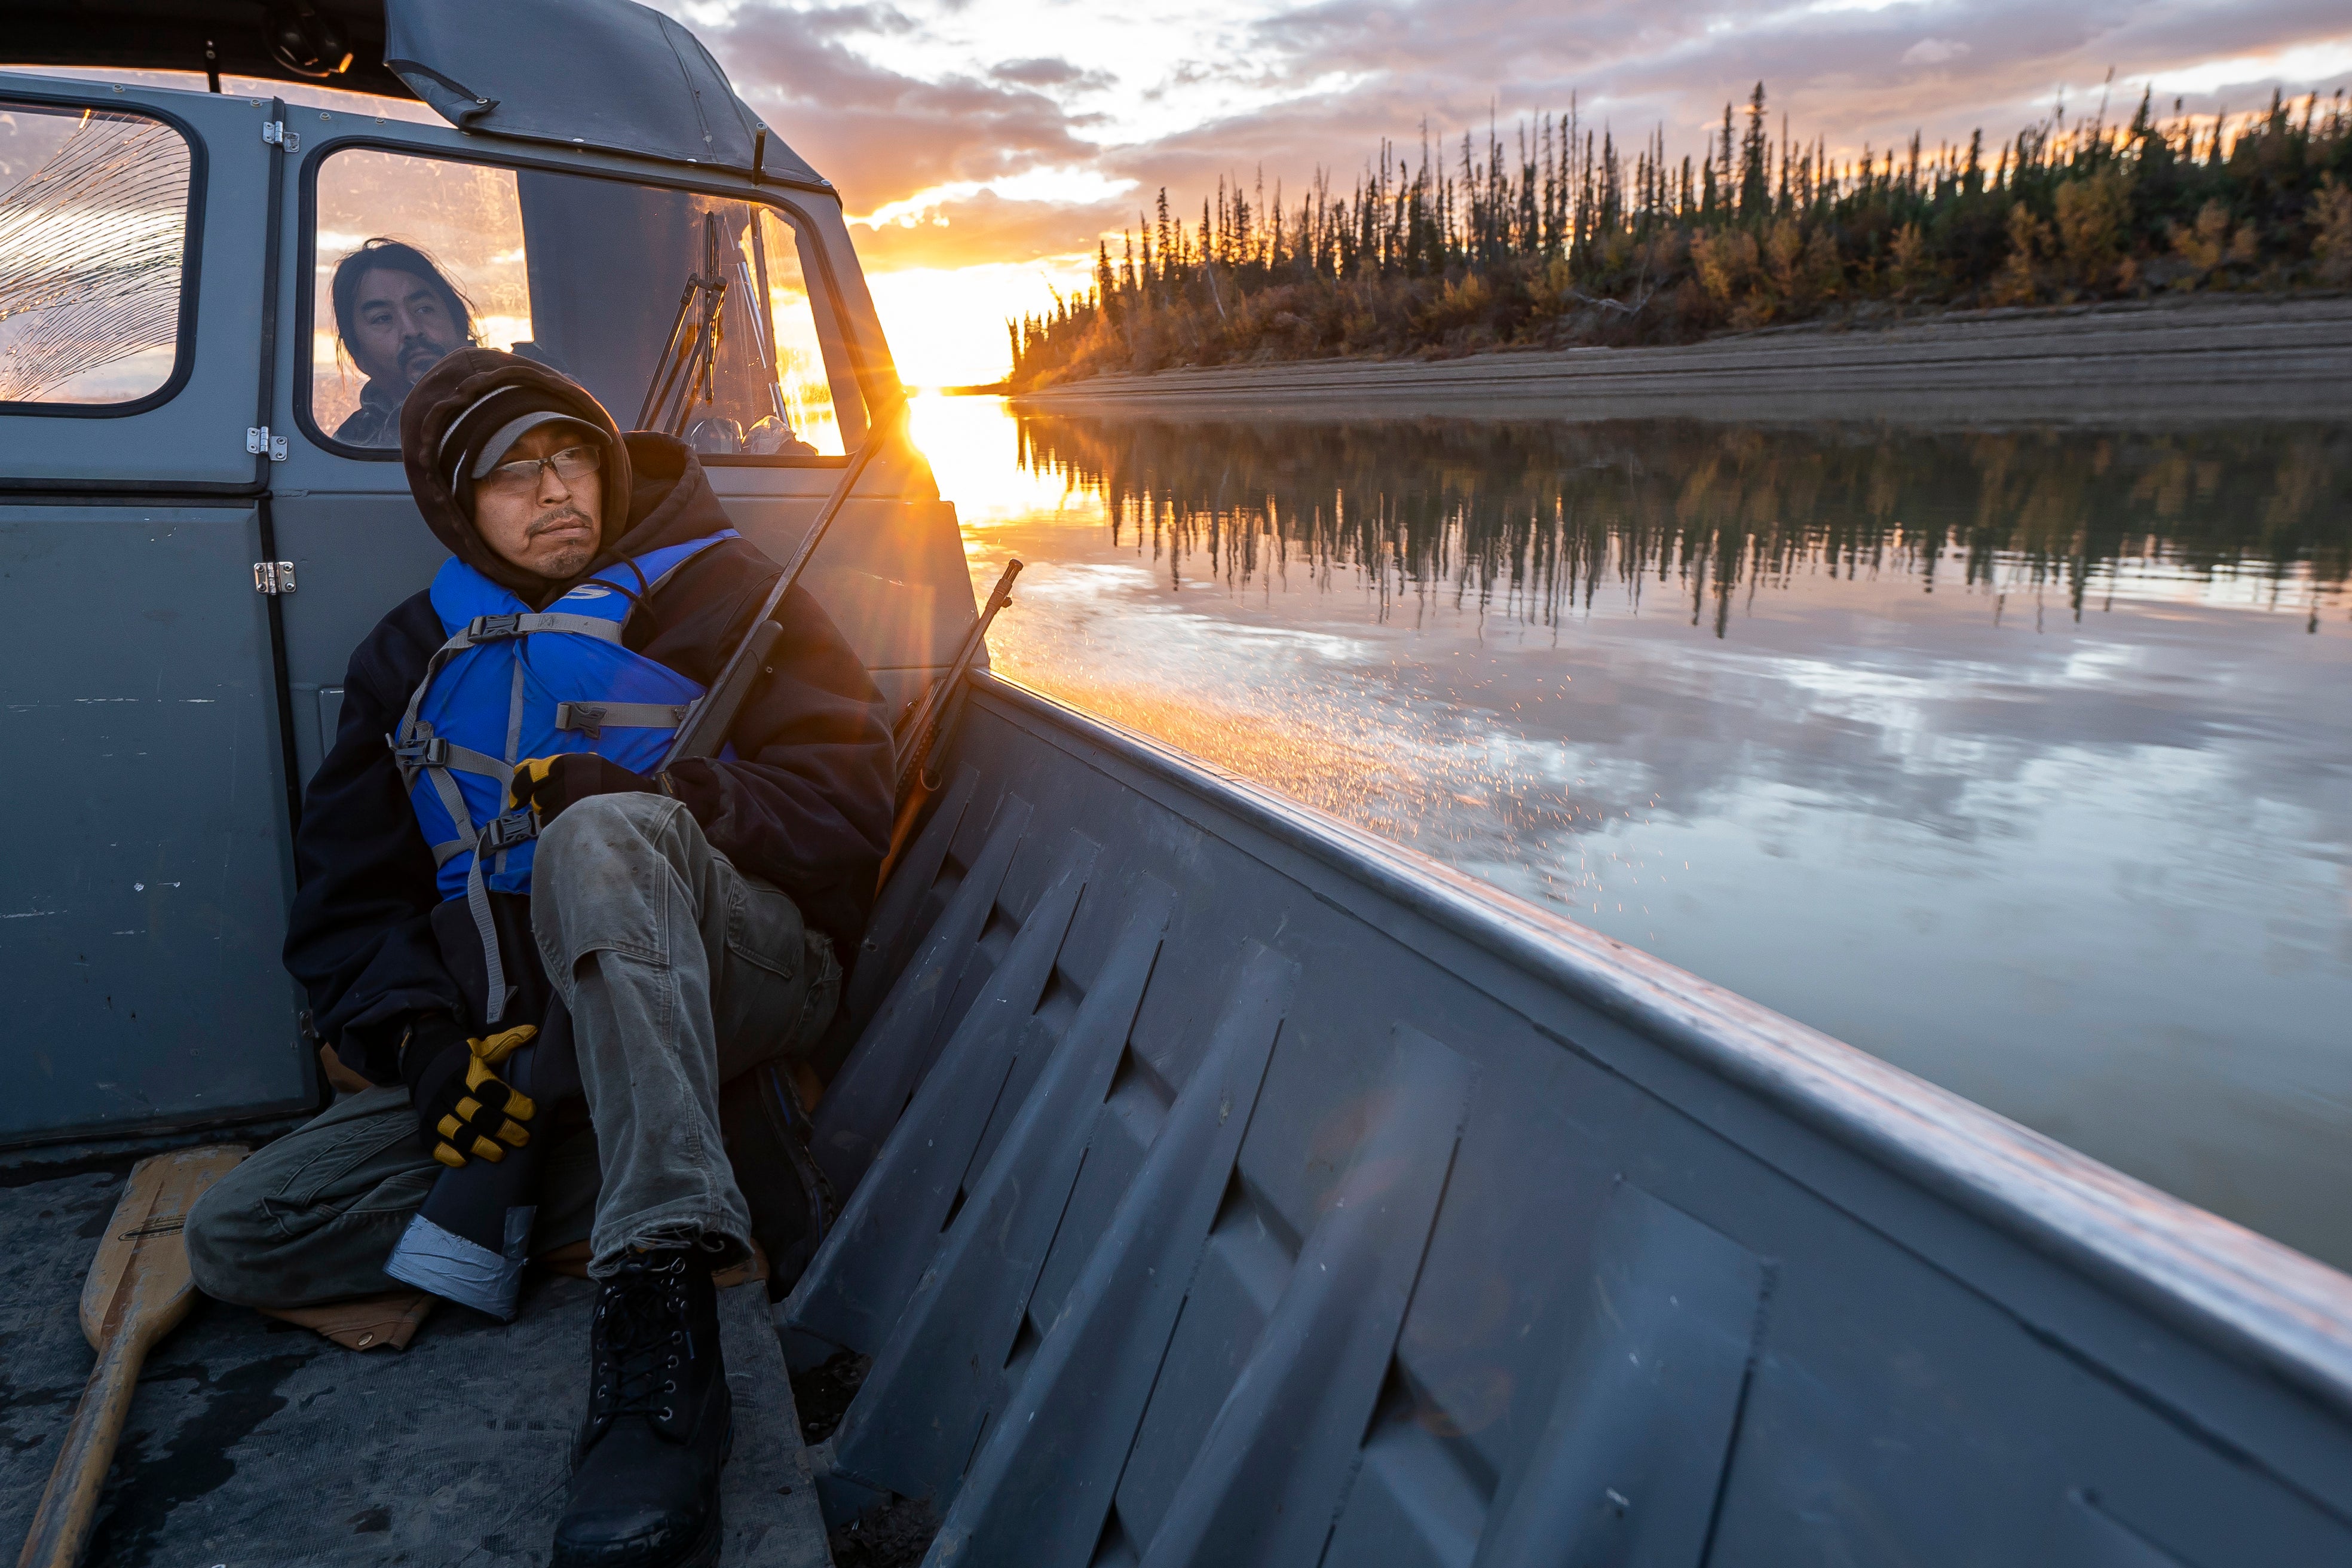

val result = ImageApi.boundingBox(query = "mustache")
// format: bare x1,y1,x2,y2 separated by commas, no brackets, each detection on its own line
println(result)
525,507,596,540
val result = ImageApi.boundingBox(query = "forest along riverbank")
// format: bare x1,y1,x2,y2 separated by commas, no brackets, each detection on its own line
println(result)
1005,88,2350,393
1007,293,2352,422
915,394,2352,1272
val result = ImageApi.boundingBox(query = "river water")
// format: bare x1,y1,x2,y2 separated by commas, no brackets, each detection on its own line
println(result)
906,393,2352,1270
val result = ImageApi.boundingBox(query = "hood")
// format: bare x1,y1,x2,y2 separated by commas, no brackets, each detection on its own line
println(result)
400,348,639,604
600,431,741,569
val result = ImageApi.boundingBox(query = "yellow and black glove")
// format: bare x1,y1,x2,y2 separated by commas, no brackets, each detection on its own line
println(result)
399,1014,538,1168
510,754,660,827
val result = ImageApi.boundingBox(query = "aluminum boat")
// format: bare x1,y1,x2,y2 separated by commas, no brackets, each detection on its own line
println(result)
2,4,2348,1563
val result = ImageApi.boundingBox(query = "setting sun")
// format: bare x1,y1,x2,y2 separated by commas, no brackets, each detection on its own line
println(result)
865,258,1100,390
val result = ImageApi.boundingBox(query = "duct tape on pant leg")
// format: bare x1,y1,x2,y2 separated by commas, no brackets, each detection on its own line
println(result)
385,1205,537,1321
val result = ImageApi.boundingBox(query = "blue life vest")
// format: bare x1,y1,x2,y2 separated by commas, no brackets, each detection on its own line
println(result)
390,529,737,1019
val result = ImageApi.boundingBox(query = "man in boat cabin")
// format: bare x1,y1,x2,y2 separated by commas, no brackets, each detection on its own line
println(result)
184,350,895,1567
328,238,474,447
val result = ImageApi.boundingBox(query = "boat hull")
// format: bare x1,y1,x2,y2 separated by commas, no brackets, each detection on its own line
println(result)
784,670,2352,1567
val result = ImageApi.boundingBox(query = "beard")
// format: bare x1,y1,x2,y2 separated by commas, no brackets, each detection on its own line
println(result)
525,507,599,578
398,338,453,385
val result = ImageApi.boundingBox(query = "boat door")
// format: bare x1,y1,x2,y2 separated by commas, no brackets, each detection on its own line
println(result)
0,81,315,1145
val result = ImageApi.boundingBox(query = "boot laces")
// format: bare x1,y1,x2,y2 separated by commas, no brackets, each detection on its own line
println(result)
595,1253,692,1425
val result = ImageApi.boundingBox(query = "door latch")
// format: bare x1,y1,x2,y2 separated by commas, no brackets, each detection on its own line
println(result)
246,426,287,461
261,120,299,152
253,561,297,595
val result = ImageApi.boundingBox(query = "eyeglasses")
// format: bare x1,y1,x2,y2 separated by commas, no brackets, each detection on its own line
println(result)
479,443,602,496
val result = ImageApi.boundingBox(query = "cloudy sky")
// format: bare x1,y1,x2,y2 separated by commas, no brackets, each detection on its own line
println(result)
663,0,2352,382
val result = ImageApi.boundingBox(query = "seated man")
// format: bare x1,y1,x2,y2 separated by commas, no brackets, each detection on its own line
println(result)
187,349,895,1567
328,238,473,446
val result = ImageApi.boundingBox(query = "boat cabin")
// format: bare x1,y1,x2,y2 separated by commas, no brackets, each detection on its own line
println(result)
0,0,966,1153
4,4,2351,1566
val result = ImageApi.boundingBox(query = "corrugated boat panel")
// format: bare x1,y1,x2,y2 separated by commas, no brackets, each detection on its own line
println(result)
782,675,2352,1567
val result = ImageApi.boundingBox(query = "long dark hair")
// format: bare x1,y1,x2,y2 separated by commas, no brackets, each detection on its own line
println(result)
329,238,476,351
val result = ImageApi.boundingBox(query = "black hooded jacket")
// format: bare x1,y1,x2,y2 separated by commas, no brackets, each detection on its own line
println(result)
289,406,895,1085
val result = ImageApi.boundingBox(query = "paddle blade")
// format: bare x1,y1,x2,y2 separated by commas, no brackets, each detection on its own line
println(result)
78,1144,247,1352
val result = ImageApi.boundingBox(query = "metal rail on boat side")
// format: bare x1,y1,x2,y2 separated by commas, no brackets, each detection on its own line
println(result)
962,668,2352,1424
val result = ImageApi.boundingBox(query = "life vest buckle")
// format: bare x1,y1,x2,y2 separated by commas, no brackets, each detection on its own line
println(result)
558,702,607,740
479,809,539,853
467,612,525,641
392,734,450,768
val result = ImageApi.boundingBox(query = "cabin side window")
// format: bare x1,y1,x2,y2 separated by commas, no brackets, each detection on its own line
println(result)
0,99,194,409
307,147,862,457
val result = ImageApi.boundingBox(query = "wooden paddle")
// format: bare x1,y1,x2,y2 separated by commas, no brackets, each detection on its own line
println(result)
16,1144,246,1568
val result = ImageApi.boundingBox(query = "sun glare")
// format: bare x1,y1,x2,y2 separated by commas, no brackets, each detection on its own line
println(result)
904,390,1102,526
866,257,1100,389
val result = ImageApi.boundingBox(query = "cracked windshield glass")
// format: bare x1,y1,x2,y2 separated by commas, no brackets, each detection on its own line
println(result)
912,394,2352,1269
0,98,191,405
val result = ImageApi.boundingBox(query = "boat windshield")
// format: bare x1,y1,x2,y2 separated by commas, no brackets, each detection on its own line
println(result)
309,146,861,457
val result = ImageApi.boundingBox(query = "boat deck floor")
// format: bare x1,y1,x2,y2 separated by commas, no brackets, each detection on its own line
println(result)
0,1162,833,1567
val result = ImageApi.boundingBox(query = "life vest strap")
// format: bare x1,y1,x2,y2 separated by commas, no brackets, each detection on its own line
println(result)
463,612,624,645
403,736,479,853
466,809,541,1027
391,732,510,782
555,700,695,741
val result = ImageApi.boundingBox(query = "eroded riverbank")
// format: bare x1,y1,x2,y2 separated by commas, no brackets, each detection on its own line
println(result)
1008,294,2352,424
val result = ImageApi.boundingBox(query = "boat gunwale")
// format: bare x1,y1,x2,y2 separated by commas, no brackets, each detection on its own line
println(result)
965,667,2352,1426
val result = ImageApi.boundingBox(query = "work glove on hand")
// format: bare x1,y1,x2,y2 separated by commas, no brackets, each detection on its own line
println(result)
400,1014,539,1168
510,753,658,826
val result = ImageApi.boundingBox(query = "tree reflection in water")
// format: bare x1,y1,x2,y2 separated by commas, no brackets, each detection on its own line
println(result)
1013,417,2351,635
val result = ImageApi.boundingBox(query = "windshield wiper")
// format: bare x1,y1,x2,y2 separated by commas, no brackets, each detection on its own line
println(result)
636,212,728,436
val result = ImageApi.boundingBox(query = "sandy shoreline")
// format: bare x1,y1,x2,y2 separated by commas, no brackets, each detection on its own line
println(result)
1005,294,2352,424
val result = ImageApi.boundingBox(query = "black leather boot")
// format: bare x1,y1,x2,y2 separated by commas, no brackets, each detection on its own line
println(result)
551,1244,733,1567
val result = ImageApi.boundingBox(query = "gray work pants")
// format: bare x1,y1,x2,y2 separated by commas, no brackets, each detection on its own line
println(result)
187,793,839,1308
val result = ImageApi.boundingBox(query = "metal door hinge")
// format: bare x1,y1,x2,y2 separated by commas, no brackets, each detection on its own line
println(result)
253,561,297,595
246,426,287,461
261,121,299,152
